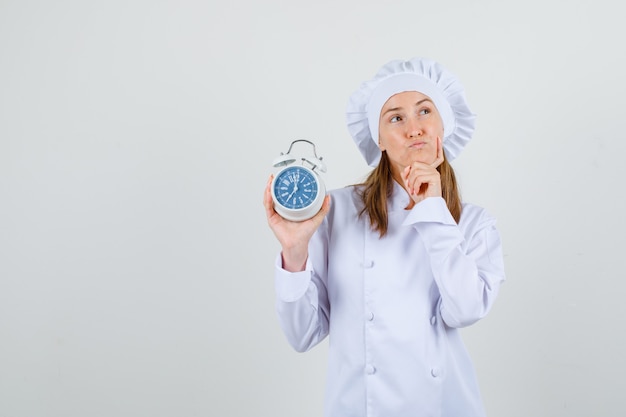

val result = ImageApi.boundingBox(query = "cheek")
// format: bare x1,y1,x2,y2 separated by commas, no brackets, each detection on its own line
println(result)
433,116,445,137
377,132,388,150
378,124,402,148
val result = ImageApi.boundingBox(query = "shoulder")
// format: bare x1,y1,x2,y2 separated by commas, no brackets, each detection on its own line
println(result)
328,185,362,204
325,185,363,220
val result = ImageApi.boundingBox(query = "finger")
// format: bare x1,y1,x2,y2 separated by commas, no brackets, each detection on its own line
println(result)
264,175,277,217
410,170,441,195
322,194,331,213
405,170,420,196
304,196,330,230
263,175,272,206
407,165,435,195
430,136,444,168
415,172,442,198
401,165,416,193
413,178,425,196
311,195,331,223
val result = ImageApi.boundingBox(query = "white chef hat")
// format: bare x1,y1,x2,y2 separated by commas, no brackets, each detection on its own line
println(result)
346,57,476,166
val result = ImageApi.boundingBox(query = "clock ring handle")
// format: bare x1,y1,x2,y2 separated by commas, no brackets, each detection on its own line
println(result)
284,139,322,160
276,139,326,173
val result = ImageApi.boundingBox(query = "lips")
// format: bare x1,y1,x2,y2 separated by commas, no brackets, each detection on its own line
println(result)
409,141,427,149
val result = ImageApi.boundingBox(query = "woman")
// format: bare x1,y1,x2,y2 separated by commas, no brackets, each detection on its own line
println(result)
264,57,506,417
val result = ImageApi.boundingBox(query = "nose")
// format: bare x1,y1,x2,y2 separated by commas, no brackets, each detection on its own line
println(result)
407,116,422,137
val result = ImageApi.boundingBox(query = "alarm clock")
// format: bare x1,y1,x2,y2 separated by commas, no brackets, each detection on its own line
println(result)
271,139,327,222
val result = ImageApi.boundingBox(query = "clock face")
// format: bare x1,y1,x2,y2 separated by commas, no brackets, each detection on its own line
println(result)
273,166,319,210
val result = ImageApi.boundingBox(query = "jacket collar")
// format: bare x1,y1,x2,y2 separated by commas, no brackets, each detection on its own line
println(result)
389,180,411,212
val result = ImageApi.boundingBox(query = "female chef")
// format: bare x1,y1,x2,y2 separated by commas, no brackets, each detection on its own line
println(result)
263,57,506,417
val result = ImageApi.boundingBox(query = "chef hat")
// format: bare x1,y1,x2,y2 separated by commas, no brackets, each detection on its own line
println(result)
346,57,476,166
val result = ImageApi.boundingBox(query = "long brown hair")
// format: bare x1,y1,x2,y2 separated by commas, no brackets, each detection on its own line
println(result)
357,151,462,237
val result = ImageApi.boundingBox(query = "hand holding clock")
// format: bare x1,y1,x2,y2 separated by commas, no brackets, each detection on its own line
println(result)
264,175,331,272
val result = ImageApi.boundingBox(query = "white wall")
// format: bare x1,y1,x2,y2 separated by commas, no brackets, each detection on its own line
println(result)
1,1,624,416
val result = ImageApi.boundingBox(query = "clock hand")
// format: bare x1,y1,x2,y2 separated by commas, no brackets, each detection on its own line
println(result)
289,173,299,196
286,180,298,202
286,189,296,201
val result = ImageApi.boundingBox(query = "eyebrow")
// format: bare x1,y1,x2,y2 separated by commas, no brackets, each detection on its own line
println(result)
381,98,434,116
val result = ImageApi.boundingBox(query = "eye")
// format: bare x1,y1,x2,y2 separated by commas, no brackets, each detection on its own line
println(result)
418,107,431,116
390,115,402,123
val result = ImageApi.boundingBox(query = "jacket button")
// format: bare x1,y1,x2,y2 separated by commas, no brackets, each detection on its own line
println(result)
366,311,374,321
365,365,376,375
431,367,440,378
430,316,437,326
362,260,374,268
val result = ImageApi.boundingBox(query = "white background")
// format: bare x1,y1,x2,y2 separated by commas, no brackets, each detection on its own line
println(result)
1,1,625,416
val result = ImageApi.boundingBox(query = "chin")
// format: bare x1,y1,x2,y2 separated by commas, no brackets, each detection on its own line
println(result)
408,153,435,165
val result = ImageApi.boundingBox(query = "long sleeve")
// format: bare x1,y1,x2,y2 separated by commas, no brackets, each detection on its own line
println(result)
274,222,331,352
403,197,506,328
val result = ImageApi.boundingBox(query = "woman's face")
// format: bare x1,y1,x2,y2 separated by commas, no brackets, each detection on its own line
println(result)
378,90,444,176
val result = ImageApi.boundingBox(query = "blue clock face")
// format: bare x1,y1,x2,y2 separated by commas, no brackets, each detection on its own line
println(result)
274,166,319,210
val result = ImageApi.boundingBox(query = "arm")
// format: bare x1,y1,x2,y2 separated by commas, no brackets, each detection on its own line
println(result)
404,197,506,328
274,228,331,352
264,176,331,351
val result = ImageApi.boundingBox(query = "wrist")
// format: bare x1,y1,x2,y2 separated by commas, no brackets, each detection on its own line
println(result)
281,248,308,272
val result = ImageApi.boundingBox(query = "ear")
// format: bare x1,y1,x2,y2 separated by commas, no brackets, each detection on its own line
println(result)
377,136,386,152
